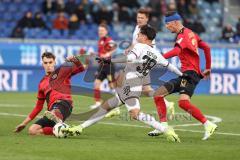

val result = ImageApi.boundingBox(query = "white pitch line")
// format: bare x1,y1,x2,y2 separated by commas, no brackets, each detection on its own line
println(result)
1,112,240,137
0,104,25,107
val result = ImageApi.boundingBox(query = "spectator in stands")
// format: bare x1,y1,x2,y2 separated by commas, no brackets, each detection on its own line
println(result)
177,0,189,18
221,24,235,42
192,19,206,35
68,14,80,35
75,5,87,24
42,0,57,14
205,0,219,4
118,6,131,24
90,0,102,24
112,3,119,24
234,17,240,43
56,0,65,12
11,27,24,39
33,12,50,32
147,0,161,18
17,11,34,28
149,16,161,31
98,6,113,25
53,12,69,34
65,0,77,15
236,17,240,34
188,0,199,19
82,0,91,15
114,0,140,9
167,0,177,11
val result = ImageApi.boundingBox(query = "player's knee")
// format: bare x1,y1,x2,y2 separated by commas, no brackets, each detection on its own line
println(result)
129,109,140,120
28,125,39,135
94,80,101,88
178,99,189,109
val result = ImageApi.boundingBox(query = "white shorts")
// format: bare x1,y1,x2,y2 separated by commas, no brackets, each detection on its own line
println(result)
107,95,140,112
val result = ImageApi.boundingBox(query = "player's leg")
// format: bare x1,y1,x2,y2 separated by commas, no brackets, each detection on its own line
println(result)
125,98,180,142
148,78,180,136
142,75,175,120
28,117,56,136
177,71,217,140
89,79,102,109
44,100,73,123
178,94,217,140
105,67,121,118
63,95,123,136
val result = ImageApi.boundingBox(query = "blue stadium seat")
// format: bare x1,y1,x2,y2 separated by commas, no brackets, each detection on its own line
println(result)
0,5,6,12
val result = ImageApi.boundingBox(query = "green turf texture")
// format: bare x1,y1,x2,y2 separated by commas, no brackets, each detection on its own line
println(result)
0,93,240,160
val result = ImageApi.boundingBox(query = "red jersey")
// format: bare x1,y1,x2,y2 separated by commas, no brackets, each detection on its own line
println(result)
98,36,114,58
28,64,84,120
164,28,211,75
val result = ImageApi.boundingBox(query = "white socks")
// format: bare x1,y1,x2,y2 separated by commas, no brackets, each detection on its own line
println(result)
81,107,108,129
137,112,167,132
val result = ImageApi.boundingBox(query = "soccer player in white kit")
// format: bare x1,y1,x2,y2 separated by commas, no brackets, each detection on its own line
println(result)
132,9,176,136
63,25,182,142
106,9,175,124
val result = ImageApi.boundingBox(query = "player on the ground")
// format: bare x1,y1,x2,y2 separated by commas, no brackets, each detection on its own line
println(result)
149,12,217,140
14,52,85,135
89,23,118,111
62,25,183,142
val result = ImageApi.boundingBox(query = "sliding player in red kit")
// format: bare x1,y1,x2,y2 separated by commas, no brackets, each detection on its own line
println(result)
149,12,217,140
14,52,85,135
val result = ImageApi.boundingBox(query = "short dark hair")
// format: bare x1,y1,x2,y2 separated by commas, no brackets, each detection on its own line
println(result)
99,23,109,31
140,25,156,40
41,52,55,60
137,8,150,18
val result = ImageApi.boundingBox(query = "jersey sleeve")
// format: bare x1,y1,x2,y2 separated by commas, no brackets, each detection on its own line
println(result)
175,34,187,49
157,52,169,67
128,43,143,60
37,84,45,100
29,86,45,120
197,35,211,69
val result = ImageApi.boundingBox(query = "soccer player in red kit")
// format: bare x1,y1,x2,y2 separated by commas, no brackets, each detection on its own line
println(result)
150,12,217,140
89,23,117,110
14,52,85,135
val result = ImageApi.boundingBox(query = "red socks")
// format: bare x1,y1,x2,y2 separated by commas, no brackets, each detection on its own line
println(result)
94,89,101,102
178,100,207,124
42,127,53,135
154,96,167,122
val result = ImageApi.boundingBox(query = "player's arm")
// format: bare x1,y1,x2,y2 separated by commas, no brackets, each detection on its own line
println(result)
101,40,117,58
198,39,211,79
162,46,181,59
158,53,183,76
65,55,85,76
14,91,45,133
97,44,141,64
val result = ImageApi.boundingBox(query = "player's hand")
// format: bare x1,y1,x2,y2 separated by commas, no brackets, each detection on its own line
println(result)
14,123,26,133
95,57,111,64
66,55,76,62
202,69,211,79
124,49,130,55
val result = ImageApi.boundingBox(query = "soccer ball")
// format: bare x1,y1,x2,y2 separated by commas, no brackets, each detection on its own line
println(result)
53,122,69,138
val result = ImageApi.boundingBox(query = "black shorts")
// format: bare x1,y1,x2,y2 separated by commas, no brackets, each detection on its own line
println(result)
34,100,72,128
96,63,115,82
164,70,203,97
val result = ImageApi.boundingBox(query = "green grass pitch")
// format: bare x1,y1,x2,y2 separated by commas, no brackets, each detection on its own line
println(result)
0,93,240,160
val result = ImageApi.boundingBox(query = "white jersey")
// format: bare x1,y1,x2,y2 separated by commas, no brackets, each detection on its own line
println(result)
132,25,156,49
124,43,168,79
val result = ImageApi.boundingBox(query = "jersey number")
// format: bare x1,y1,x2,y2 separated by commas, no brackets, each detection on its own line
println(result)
136,55,157,76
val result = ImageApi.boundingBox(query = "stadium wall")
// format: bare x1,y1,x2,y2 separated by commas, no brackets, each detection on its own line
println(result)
0,39,240,95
